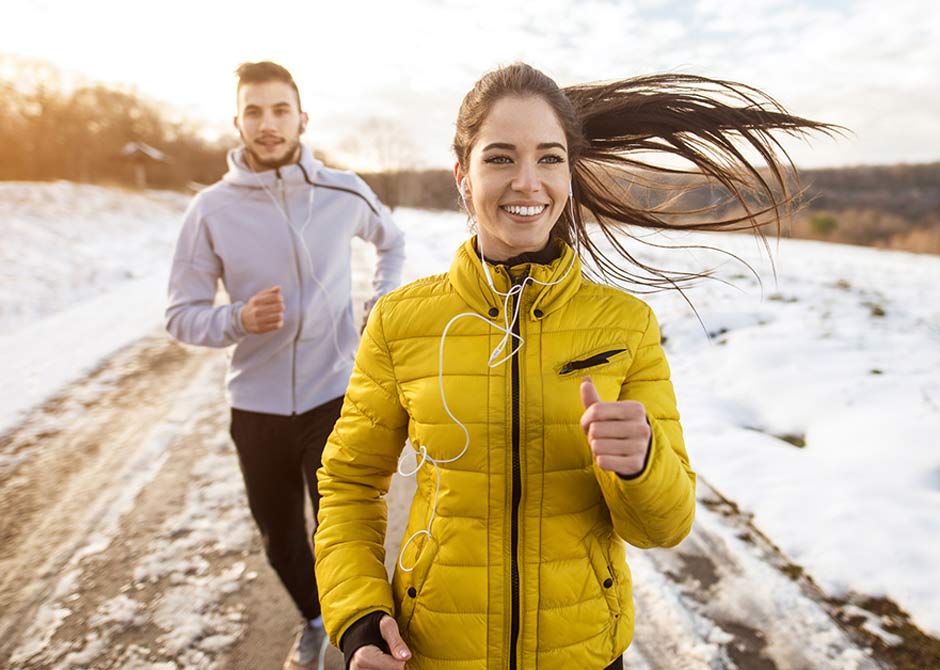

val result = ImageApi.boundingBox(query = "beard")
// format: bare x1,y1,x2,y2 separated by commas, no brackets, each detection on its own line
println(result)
244,139,302,170
238,127,303,171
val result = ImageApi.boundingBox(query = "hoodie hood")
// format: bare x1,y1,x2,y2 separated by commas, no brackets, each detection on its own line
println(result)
222,144,325,189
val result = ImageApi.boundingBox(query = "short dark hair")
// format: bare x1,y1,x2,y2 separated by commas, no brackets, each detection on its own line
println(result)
235,61,302,110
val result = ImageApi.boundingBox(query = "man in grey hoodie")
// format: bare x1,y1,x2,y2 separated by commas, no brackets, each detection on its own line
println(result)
165,61,405,670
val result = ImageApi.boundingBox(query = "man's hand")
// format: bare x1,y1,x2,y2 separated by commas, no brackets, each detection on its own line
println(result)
580,376,651,477
240,286,284,334
350,615,412,669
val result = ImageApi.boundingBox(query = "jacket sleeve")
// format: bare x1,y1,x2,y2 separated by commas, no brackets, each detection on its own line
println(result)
353,178,406,309
594,306,696,548
314,296,409,648
164,200,248,347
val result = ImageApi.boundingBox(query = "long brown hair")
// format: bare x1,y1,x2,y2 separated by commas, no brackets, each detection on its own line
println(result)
453,63,843,290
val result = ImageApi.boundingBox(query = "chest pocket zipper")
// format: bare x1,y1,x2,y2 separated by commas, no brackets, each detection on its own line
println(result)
558,348,627,375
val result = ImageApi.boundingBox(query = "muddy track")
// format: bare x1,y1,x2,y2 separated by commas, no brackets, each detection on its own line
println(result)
0,335,235,668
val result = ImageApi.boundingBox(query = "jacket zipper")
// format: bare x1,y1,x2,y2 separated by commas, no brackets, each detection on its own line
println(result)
278,170,304,414
508,269,526,670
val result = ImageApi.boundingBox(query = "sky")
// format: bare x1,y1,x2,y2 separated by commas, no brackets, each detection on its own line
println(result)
3,0,939,171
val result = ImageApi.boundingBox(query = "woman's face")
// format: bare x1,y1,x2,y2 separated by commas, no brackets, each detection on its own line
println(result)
456,95,571,260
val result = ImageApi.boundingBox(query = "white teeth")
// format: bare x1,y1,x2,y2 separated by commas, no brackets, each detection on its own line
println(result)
502,205,547,217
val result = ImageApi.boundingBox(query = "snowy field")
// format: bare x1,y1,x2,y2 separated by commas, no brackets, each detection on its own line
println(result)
1,181,938,646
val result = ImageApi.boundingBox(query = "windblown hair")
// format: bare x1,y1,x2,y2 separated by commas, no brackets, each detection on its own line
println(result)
453,63,843,290
235,61,302,111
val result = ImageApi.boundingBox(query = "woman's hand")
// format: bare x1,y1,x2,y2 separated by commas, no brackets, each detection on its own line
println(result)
350,615,412,669
580,376,651,477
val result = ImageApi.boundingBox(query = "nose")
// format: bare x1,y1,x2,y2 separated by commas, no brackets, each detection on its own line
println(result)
259,110,277,131
511,162,541,193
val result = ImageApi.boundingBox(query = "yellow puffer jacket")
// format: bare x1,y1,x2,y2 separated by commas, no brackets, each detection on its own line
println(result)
315,238,696,669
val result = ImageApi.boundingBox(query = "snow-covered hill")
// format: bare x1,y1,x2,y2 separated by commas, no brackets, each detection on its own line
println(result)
1,182,938,649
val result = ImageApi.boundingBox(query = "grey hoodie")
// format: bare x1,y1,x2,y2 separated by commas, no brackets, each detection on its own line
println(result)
165,145,405,415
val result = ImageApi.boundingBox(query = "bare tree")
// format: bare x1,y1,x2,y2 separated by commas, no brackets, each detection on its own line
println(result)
340,118,420,209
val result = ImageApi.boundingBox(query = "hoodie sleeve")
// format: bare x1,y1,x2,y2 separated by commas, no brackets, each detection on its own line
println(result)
164,198,248,348
594,305,696,549
353,178,406,310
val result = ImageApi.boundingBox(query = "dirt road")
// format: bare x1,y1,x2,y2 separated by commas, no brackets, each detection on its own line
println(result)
0,333,930,670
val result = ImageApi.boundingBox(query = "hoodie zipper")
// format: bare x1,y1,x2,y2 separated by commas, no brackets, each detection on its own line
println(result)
277,169,304,414
508,269,527,670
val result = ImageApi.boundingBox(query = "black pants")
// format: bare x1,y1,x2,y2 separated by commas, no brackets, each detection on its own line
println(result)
606,656,624,670
229,397,344,620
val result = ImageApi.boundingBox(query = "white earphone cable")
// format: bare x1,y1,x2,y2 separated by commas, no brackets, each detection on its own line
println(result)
251,168,355,368
397,180,580,572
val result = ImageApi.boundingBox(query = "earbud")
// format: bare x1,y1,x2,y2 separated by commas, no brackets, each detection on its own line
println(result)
459,177,468,202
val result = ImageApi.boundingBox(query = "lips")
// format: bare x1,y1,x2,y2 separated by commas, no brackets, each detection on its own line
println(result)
256,137,284,149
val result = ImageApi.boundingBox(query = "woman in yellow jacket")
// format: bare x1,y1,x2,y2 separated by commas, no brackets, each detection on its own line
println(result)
314,63,836,670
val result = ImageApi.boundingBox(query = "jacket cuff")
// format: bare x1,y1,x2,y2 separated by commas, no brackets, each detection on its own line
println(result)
340,611,389,669
230,302,248,338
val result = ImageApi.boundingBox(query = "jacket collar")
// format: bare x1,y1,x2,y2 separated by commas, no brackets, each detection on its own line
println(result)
222,144,324,189
448,236,583,320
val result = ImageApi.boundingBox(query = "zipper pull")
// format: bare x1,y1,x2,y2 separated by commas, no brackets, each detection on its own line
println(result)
510,267,530,287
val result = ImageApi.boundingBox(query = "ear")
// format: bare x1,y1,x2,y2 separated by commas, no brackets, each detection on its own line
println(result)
232,115,240,131
453,162,464,192
300,111,309,132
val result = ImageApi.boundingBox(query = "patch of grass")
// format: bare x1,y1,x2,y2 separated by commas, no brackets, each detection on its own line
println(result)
781,564,804,581
811,213,838,235
831,596,940,670
774,433,806,448
735,531,754,545
863,302,887,317
870,369,884,375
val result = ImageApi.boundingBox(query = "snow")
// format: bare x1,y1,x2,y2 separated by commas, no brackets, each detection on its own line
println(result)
629,496,882,669
2,182,939,652
0,180,189,431
626,232,940,637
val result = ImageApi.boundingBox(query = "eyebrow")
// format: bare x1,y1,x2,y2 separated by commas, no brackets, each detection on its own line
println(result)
244,102,293,110
482,142,566,152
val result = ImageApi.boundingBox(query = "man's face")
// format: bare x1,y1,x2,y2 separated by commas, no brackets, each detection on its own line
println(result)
234,80,308,171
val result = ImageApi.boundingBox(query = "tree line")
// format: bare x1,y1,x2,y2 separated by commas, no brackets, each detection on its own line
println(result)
0,55,233,189
2,54,937,253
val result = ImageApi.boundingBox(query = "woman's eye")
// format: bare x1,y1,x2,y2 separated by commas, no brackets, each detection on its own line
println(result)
540,154,565,164
484,155,512,165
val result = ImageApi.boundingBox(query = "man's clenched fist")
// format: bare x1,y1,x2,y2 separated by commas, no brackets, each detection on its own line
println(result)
240,286,285,334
